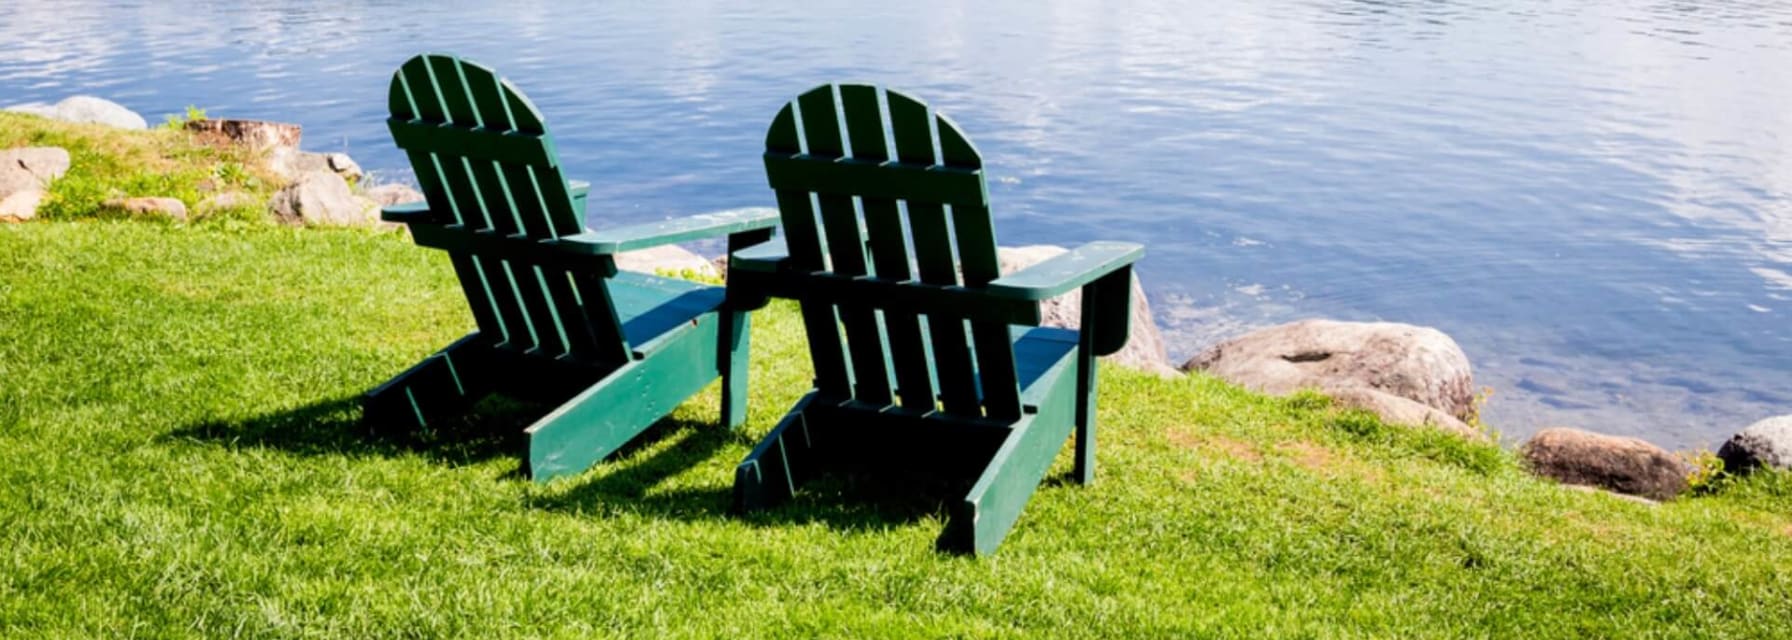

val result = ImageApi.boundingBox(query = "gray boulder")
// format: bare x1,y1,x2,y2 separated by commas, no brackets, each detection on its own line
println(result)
103,197,188,222
6,96,147,130
1326,386,1483,440
616,245,718,280
997,245,1176,377
1520,427,1689,501
1185,319,1476,421
269,171,377,227
0,147,71,200
362,184,425,208
272,150,363,183
0,190,45,222
1718,415,1792,474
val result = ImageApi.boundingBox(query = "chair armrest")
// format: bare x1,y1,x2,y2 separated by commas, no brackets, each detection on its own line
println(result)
569,179,590,217
985,241,1143,300
380,201,435,224
559,207,780,254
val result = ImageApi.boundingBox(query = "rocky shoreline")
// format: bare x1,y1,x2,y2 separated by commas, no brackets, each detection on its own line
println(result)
5,95,1786,501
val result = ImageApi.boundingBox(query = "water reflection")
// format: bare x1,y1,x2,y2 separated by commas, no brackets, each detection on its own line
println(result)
1,0,1788,447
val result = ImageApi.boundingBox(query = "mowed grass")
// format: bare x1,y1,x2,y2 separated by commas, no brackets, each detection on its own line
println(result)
1,221,1790,638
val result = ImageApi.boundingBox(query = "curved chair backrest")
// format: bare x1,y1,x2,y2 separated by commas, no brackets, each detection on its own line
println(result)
763,84,1024,420
387,53,630,365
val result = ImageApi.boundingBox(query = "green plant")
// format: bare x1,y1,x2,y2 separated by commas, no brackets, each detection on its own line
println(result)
160,104,208,130
1684,448,1728,494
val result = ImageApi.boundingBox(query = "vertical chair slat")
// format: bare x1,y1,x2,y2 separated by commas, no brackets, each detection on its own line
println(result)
843,85,935,412
804,87,892,406
407,55,536,353
888,91,981,417
767,99,852,399
937,115,1020,420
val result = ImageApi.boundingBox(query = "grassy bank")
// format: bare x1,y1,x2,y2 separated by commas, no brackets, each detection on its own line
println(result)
0,112,280,223
2,220,1790,637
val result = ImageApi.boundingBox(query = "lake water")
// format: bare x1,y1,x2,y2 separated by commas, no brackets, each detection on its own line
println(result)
3,0,1788,448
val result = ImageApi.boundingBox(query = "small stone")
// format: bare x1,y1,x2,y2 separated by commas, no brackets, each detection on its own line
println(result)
326,153,363,181
1520,427,1690,501
104,197,188,222
268,171,376,226
361,184,424,207
1718,415,1792,474
0,189,45,222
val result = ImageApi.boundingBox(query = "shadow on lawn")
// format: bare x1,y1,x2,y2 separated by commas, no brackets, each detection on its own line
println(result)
171,396,988,537
167,394,545,471
533,420,967,535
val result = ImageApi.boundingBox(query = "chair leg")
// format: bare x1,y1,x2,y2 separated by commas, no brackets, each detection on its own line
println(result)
362,333,493,435
733,395,816,513
943,412,1074,556
719,308,751,429
1073,350,1097,485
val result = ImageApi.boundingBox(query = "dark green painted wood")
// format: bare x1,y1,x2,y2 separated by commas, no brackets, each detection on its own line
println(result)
984,241,1143,301
725,268,1041,325
525,312,720,481
362,333,495,434
886,90,980,416
762,154,985,206
843,85,935,412
571,207,780,253
765,94,852,400
371,52,773,481
732,83,1150,555
801,87,893,407
947,349,1079,555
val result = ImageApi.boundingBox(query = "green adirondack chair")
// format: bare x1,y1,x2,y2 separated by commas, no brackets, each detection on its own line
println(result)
362,53,779,481
728,84,1144,555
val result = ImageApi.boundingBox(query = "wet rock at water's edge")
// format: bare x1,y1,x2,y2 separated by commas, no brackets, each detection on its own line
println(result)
1520,427,1689,501
5,96,147,130
1718,415,1792,474
1184,319,1476,421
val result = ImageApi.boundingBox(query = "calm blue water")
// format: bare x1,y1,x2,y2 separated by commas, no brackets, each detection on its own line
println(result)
3,0,1788,448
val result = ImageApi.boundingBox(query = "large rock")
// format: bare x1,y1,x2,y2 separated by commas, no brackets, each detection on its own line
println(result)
1326,386,1483,440
0,147,71,200
269,171,377,227
103,197,188,222
185,119,301,154
362,184,424,208
1520,427,1689,501
616,245,718,280
1718,415,1792,474
6,96,147,130
1184,319,1475,420
997,245,1176,377
0,190,44,222
272,150,363,183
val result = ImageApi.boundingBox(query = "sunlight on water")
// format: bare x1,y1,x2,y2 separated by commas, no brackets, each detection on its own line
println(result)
3,0,1788,447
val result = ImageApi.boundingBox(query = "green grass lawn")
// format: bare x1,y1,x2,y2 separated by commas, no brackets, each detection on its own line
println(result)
2,221,1790,638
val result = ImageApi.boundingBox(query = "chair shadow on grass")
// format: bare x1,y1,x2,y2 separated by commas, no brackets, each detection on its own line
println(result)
170,395,985,537
168,394,552,474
